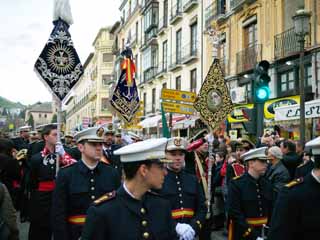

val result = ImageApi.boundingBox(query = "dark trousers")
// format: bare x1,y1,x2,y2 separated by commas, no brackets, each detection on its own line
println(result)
28,223,52,240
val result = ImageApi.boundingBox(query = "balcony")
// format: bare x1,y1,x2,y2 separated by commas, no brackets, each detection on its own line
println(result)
183,0,198,13
112,42,120,55
158,17,168,35
170,3,183,24
230,0,256,11
236,44,262,74
274,27,311,60
181,42,198,64
169,53,183,71
141,0,158,13
205,0,226,29
140,27,158,50
143,66,158,83
157,62,168,78
130,34,138,48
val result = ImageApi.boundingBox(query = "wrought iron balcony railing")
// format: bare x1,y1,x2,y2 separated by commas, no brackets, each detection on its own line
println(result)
143,66,158,83
157,61,168,77
169,52,182,71
181,42,198,64
205,0,226,28
236,44,262,73
170,2,183,24
274,27,311,60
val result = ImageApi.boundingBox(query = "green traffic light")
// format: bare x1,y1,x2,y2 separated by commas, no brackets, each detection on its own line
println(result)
255,86,270,101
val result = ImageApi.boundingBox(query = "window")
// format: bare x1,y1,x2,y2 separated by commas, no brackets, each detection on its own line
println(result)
103,53,113,62
152,88,156,113
143,46,158,70
162,82,167,89
241,83,252,101
244,21,257,48
164,0,168,25
44,114,47,118
143,4,159,32
190,69,197,93
162,41,168,71
135,21,139,40
135,54,139,78
39,113,41,118
190,23,197,54
176,76,181,90
143,93,147,116
280,71,295,93
305,65,312,87
101,98,108,110
102,74,113,85
176,29,182,62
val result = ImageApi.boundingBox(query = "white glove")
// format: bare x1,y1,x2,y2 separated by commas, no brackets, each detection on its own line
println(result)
256,237,264,240
176,223,195,240
55,142,65,156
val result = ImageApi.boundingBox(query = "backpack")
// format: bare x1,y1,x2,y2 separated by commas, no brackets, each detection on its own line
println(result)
0,183,11,240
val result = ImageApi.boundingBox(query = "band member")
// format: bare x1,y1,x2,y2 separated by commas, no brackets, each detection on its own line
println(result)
52,127,121,240
11,125,31,150
101,124,122,174
28,124,75,240
228,147,273,240
81,138,177,240
158,137,206,239
268,137,320,240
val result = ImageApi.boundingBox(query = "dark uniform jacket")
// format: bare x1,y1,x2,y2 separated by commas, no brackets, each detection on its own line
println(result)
29,149,58,226
11,137,29,151
281,152,302,180
269,173,320,240
81,185,178,240
157,169,207,235
295,160,314,178
51,160,121,240
228,173,274,240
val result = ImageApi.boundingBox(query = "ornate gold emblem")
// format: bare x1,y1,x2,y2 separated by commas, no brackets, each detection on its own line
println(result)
174,138,182,146
96,127,104,137
194,59,233,130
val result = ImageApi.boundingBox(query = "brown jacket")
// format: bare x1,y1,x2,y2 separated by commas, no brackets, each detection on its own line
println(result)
0,183,19,240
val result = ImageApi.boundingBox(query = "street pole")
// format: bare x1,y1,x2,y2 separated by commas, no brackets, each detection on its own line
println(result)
299,37,305,143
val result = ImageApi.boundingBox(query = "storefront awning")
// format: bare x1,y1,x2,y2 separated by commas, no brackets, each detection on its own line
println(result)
275,99,320,121
138,115,161,128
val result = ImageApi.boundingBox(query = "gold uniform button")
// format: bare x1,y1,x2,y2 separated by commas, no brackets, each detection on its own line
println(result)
143,232,149,239
141,208,146,214
142,220,148,227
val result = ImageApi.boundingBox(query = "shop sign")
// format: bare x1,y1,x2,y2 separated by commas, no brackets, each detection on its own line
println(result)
264,96,300,119
275,99,320,121
228,104,254,123
161,89,196,103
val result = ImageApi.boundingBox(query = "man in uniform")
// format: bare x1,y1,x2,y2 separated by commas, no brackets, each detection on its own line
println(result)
12,125,30,150
52,127,121,240
102,124,122,174
63,133,81,160
81,138,177,240
158,137,207,240
268,136,320,240
228,147,273,240
28,124,75,240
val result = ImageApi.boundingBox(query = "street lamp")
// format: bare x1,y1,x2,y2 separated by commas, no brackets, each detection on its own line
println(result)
292,8,311,143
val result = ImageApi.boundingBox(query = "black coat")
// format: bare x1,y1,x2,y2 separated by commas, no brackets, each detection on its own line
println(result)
295,160,314,178
281,152,302,180
103,144,122,175
51,160,121,240
269,173,320,240
81,185,178,240
228,173,274,240
157,169,206,235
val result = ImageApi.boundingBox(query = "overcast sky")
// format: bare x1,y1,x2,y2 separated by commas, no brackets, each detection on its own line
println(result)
0,0,119,105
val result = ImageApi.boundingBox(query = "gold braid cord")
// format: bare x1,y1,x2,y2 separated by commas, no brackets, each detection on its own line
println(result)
194,59,234,130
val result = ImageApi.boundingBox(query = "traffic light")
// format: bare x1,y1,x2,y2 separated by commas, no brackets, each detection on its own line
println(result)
253,60,271,103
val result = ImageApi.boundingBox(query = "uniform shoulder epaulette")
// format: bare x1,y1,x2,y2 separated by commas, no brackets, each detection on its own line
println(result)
232,175,242,180
285,177,304,188
93,191,116,205
297,163,304,168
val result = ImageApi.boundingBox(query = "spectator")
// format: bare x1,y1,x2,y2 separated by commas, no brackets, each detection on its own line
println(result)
295,150,314,178
266,146,290,194
0,168,19,240
280,140,302,180
296,140,304,161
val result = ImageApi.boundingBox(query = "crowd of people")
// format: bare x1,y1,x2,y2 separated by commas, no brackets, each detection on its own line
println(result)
0,124,319,240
